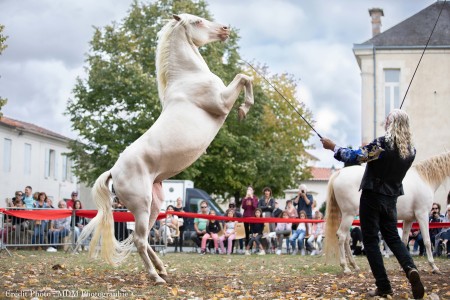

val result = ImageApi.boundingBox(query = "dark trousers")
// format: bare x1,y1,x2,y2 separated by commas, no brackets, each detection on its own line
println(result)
244,222,251,246
175,227,184,252
190,232,204,248
351,227,364,255
360,190,417,291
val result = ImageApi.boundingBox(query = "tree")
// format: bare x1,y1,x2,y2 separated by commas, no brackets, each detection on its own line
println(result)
0,24,8,116
66,0,313,199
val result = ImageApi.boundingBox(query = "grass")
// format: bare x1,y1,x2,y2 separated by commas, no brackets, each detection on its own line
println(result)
0,249,449,299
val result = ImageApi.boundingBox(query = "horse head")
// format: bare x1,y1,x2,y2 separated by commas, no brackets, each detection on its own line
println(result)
172,13,230,46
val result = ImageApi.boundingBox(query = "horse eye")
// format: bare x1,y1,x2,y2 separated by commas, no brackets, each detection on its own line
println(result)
195,20,202,25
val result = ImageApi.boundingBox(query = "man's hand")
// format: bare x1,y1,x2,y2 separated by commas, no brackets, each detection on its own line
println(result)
320,138,336,151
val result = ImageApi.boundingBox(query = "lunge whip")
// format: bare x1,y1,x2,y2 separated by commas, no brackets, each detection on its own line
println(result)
242,59,323,139
400,0,447,109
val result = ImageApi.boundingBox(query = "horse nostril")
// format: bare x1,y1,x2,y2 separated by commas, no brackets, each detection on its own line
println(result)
222,26,229,30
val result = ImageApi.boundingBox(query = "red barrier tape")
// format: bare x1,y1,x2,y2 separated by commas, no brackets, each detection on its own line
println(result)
0,209,72,220
1,208,449,229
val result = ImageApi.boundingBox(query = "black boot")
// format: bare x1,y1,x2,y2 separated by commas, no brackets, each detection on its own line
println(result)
367,288,393,297
408,268,425,299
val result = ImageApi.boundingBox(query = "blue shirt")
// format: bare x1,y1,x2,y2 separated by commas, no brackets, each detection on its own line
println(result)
333,138,384,165
22,195,35,209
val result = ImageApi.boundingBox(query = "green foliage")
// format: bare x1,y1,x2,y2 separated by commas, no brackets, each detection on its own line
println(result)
66,0,313,198
319,200,326,216
0,24,8,115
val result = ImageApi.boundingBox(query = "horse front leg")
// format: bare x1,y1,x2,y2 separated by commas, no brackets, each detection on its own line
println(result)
238,76,254,120
221,74,254,120
417,220,441,274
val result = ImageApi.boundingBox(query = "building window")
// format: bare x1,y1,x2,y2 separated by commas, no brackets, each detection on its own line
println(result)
24,143,31,175
384,69,400,118
61,155,73,182
3,138,12,173
45,149,56,178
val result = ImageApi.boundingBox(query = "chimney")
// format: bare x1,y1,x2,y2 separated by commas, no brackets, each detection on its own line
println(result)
369,8,384,37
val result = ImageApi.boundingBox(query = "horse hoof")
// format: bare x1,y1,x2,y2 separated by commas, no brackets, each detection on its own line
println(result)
343,268,352,274
432,269,442,275
238,107,246,120
159,273,168,281
153,276,167,285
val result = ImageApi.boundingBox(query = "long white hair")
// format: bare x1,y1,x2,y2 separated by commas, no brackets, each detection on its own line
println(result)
384,109,414,159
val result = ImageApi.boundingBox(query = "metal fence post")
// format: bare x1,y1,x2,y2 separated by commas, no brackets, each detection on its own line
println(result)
70,209,76,252
0,212,12,256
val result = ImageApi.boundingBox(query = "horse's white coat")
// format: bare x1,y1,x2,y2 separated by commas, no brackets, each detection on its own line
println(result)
77,14,254,284
325,152,450,274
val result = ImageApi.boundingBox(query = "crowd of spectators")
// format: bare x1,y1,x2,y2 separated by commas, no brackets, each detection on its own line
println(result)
3,184,448,259
152,186,449,258
152,184,327,256
1,187,86,252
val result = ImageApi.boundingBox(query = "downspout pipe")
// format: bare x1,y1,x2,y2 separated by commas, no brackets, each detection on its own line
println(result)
372,46,377,140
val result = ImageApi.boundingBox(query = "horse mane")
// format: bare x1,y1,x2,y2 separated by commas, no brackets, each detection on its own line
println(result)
156,15,195,104
413,151,450,187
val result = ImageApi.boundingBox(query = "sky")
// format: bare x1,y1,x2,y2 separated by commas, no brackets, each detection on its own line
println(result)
0,0,436,168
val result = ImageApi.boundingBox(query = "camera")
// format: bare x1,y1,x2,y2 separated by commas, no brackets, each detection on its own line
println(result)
301,190,305,193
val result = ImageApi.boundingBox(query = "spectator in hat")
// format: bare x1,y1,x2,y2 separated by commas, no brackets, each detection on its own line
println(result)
227,202,241,217
47,200,71,252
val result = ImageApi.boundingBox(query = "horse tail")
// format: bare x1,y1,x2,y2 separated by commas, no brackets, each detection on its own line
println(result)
77,170,134,266
324,170,341,264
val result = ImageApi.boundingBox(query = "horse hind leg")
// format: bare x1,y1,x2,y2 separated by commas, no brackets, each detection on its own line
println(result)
336,215,355,273
145,182,168,281
133,208,166,285
402,221,413,247
336,229,352,273
344,234,360,272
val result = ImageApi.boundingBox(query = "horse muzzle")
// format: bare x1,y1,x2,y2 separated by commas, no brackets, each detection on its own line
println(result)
218,27,230,41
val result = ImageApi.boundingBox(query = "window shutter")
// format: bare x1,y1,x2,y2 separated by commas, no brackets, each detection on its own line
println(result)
44,148,50,178
54,151,59,180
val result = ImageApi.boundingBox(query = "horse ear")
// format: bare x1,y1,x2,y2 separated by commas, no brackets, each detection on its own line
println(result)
173,14,181,22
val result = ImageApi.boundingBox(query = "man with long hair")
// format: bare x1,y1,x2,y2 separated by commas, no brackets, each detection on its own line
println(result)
321,109,425,299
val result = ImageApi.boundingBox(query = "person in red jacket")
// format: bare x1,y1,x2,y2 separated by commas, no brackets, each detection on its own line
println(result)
241,185,258,247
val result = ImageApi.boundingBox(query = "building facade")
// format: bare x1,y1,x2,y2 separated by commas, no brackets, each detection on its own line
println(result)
353,2,450,206
0,116,80,206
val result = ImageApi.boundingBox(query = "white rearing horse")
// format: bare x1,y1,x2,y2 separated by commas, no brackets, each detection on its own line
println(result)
324,151,450,274
77,14,254,284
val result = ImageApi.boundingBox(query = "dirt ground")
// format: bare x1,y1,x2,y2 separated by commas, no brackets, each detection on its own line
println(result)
0,250,448,299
